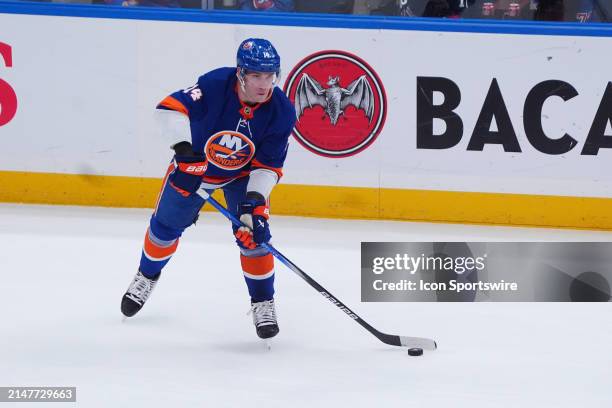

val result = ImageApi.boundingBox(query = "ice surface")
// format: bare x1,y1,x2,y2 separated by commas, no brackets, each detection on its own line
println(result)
0,204,611,407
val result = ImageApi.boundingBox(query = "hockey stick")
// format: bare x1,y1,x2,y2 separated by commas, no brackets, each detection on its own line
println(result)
197,188,437,350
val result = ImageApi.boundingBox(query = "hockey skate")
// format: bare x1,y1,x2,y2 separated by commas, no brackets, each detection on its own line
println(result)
121,270,159,318
249,299,279,339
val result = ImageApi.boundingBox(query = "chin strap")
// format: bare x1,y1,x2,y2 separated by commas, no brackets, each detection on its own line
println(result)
237,69,247,93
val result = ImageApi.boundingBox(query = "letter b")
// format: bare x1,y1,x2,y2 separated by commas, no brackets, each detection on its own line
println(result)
416,77,463,149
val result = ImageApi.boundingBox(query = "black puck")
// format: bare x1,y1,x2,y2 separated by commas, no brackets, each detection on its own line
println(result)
408,347,423,356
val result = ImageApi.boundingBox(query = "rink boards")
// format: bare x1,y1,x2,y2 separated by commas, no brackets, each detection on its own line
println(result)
1,4,612,228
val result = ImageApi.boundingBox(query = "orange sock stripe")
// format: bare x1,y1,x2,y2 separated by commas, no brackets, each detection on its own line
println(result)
240,253,274,275
143,229,179,261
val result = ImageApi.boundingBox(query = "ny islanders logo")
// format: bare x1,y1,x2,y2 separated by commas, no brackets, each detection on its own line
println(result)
284,50,387,158
205,131,255,170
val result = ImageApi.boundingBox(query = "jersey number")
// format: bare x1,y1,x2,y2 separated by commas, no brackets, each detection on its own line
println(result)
183,84,202,102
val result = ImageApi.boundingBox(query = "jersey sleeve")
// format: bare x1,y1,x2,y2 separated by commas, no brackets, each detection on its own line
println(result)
252,123,294,179
156,80,207,121
252,97,296,179
251,140,288,179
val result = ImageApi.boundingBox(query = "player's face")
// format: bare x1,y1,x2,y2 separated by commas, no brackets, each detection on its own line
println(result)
239,70,276,103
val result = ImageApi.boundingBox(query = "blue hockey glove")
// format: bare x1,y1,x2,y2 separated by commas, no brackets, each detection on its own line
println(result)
169,142,207,196
235,193,271,249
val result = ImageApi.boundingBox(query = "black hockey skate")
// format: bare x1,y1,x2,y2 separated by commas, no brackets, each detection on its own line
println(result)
249,299,279,339
121,270,159,317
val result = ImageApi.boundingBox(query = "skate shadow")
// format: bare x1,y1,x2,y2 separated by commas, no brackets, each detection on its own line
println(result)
210,341,283,354
117,314,177,327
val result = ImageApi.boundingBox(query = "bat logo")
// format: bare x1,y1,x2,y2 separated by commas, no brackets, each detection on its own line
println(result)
284,50,387,158
294,74,374,126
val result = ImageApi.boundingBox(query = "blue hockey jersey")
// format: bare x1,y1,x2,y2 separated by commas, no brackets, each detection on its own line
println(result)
157,67,296,186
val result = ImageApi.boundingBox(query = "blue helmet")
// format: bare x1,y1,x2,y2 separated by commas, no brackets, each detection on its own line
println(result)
236,38,281,75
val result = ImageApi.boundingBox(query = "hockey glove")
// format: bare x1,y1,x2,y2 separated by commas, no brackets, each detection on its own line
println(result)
235,192,271,249
169,142,207,197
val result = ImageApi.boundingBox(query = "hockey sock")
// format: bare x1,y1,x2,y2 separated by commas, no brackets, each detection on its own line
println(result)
139,227,179,278
240,253,275,302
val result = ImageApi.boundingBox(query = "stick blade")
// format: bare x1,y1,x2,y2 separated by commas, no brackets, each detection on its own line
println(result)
376,332,437,350
399,336,437,350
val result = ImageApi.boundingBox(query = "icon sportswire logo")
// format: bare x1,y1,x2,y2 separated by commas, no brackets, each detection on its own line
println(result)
284,50,387,158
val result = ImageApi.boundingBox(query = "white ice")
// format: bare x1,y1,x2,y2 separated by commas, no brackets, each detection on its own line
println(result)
1,203,611,407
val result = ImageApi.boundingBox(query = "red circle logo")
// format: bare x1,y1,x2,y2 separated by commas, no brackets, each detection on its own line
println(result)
0,42,18,127
284,50,387,158
205,130,255,170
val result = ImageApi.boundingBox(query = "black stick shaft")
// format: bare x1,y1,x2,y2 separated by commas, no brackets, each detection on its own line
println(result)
199,190,436,350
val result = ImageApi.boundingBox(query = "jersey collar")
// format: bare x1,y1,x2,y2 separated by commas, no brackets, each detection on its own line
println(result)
235,83,273,120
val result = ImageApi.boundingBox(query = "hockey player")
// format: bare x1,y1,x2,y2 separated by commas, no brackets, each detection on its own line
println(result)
120,38,296,340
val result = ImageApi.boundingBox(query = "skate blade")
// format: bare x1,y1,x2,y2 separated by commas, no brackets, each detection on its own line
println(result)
121,316,128,323
263,339,272,351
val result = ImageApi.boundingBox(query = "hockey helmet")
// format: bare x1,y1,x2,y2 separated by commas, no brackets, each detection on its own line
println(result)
236,38,281,76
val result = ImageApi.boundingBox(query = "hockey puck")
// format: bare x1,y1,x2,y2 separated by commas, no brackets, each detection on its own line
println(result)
407,348,423,356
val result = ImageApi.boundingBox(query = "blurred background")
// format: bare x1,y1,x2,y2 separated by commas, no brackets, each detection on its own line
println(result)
6,0,610,23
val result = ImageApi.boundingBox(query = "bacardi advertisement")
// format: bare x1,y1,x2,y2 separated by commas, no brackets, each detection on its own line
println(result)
0,10,610,200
